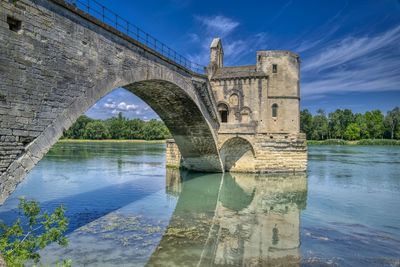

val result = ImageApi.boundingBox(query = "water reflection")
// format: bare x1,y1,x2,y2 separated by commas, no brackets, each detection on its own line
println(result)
148,170,307,267
2,143,399,265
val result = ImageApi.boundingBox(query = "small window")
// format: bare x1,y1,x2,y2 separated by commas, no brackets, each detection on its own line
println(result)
7,16,22,33
272,103,278,118
220,110,228,123
218,103,229,123
272,64,278,73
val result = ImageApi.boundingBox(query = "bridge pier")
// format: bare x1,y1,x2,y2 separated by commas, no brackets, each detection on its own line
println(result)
167,134,307,173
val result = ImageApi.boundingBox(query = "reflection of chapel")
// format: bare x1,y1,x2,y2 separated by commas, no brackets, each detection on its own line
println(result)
206,38,301,135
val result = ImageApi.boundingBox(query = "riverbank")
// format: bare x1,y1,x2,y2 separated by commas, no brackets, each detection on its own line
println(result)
307,139,400,146
57,139,400,146
58,139,166,143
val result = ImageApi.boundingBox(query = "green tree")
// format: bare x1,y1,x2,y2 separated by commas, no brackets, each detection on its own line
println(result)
384,107,400,139
0,198,70,266
328,109,354,139
344,123,361,140
328,110,343,139
300,109,313,139
365,110,384,139
354,113,369,139
63,115,93,139
142,119,170,140
312,109,328,140
126,119,145,139
106,112,129,139
84,121,110,139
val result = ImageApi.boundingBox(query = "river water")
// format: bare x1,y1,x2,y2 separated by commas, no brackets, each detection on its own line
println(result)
0,142,399,266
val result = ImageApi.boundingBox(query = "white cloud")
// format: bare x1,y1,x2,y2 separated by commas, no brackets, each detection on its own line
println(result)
195,15,239,38
117,102,137,111
302,25,400,72
104,101,138,111
104,102,116,109
301,25,400,98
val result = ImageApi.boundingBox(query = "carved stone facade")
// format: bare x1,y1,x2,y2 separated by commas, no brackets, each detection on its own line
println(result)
166,39,307,173
208,38,307,173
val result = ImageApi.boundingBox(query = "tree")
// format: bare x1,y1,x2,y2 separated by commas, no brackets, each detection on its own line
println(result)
0,198,70,266
354,113,369,139
63,115,93,139
344,123,361,140
312,109,328,140
300,109,313,139
126,119,145,139
84,121,110,139
142,119,170,140
106,112,129,139
328,110,343,139
384,107,400,139
328,109,354,139
365,110,384,139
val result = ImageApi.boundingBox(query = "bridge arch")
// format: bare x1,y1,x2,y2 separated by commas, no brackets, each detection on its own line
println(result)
219,137,255,172
0,64,222,203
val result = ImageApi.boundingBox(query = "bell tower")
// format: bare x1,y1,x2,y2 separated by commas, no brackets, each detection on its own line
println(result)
207,38,224,78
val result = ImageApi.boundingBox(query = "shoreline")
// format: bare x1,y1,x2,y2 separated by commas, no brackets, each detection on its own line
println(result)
58,139,166,143
57,139,400,146
307,139,400,146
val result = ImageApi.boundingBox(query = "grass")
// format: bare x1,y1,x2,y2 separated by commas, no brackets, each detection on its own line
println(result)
58,139,166,144
307,139,400,146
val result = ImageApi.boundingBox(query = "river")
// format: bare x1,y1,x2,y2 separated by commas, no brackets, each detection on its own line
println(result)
0,142,399,266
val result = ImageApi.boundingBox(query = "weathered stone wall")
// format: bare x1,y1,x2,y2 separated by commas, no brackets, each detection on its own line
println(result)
0,0,222,204
258,51,301,134
165,139,181,169
210,77,268,131
218,133,307,173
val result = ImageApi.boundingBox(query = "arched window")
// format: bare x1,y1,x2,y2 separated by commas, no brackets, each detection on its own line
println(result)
272,103,278,118
229,94,239,106
218,103,229,123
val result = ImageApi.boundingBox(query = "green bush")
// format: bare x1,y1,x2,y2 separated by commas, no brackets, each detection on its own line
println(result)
356,139,400,146
0,198,70,266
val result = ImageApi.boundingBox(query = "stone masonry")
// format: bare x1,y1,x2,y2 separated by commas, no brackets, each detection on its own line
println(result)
0,0,306,204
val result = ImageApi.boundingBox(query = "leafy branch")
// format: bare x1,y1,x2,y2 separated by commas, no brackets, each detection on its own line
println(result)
0,198,70,266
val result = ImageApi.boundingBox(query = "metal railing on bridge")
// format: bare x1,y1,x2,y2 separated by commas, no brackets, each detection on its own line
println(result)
65,0,205,74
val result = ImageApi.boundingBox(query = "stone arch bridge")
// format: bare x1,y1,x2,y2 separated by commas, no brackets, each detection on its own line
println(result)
0,0,223,203
0,0,307,204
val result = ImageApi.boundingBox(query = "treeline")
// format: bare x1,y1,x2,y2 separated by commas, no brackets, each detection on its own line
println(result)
63,113,171,140
300,107,400,140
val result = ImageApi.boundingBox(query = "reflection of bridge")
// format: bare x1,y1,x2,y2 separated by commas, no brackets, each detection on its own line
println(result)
148,169,307,266
0,0,306,204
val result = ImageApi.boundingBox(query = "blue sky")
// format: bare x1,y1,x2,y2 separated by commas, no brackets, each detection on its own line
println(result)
86,0,400,119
